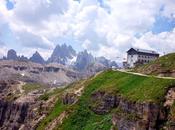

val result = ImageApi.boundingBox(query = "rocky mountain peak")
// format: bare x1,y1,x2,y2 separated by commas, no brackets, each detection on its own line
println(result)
47,44,76,65
96,56,118,68
29,51,45,64
7,49,18,60
74,50,95,71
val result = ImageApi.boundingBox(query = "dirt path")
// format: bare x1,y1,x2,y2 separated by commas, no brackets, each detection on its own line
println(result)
45,111,67,130
74,86,84,96
17,81,25,94
116,69,175,80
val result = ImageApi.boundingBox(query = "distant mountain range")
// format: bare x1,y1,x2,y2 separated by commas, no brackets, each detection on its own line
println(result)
2,44,118,71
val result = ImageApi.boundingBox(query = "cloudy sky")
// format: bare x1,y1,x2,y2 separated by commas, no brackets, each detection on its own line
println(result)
0,0,175,61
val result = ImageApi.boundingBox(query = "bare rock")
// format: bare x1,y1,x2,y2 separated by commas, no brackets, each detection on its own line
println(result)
89,91,116,114
62,93,77,105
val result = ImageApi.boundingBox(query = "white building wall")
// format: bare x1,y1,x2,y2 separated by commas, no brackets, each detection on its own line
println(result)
127,54,138,67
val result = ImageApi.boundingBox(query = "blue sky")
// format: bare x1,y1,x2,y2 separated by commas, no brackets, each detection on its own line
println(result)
152,15,175,34
0,0,175,60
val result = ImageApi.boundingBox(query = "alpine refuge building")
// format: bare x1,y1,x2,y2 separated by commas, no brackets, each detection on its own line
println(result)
126,48,159,68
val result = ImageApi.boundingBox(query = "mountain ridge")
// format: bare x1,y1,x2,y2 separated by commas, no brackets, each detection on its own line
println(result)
2,44,118,71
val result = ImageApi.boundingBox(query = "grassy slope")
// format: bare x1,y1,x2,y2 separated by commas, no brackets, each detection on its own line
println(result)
135,53,175,75
36,81,85,130
57,70,175,130
22,83,42,94
37,99,67,130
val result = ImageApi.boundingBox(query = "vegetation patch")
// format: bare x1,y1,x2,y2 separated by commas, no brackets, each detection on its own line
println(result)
39,88,63,101
22,83,42,93
42,70,175,130
36,98,67,130
37,81,86,130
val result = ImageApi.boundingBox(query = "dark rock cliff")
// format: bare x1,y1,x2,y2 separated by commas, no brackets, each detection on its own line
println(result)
0,81,34,130
89,91,168,130
0,100,29,130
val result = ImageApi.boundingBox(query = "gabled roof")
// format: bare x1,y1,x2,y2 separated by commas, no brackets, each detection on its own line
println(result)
127,48,159,55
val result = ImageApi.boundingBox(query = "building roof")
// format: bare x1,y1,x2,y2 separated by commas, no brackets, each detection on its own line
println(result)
127,48,159,55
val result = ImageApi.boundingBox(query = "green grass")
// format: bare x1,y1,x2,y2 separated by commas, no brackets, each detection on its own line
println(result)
37,70,175,130
39,88,64,101
22,83,42,93
95,71,175,103
36,82,84,130
58,70,175,130
36,99,67,130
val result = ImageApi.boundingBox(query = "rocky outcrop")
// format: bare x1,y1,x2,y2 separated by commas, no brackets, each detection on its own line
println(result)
90,91,116,114
7,49,18,60
62,93,77,105
89,91,167,130
0,80,34,130
112,101,166,130
29,51,45,64
158,70,175,77
0,100,29,130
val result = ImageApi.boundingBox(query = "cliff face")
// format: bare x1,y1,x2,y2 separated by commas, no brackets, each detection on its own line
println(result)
0,80,32,130
0,100,29,130
90,91,167,130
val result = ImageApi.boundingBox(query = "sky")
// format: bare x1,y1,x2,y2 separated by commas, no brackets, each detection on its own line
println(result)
0,0,175,61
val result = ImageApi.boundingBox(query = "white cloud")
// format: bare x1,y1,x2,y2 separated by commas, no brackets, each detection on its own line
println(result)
135,29,175,55
0,41,7,58
4,0,70,50
161,0,175,19
0,0,175,60
18,47,52,60
11,0,69,24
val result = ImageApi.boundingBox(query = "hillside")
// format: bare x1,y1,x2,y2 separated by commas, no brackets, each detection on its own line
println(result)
0,60,82,86
134,53,175,77
36,70,175,130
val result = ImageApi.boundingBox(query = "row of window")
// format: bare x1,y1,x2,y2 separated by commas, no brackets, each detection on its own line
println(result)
138,59,150,63
130,55,154,59
138,55,153,59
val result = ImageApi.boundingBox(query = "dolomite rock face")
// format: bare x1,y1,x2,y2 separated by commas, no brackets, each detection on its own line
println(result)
0,80,34,130
112,102,166,130
0,100,29,130
90,91,167,130
89,91,116,114
62,93,77,105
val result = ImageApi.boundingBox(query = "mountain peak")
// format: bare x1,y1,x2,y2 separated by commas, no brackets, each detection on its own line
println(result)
47,44,76,65
29,51,45,64
7,49,18,60
75,50,94,71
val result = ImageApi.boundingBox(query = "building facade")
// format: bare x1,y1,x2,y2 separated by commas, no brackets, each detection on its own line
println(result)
126,48,159,68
